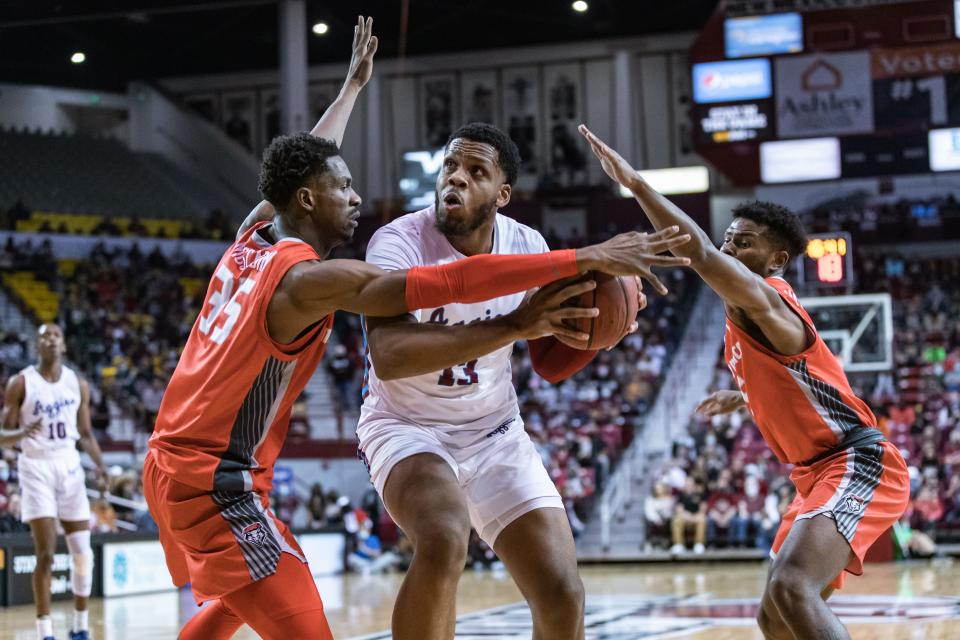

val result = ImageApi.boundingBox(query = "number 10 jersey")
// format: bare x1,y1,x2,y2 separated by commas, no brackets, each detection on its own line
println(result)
149,222,332,494
17,364,81,458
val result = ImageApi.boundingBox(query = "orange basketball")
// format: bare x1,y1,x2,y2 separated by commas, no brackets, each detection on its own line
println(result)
556,271,640,350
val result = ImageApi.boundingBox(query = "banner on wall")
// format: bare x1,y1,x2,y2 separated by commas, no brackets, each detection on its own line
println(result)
8,546,73,605
870,43,960,131
775,52,874,138
102,540,177,597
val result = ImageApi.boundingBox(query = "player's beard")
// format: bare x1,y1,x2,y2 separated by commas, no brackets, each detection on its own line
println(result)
434,194,497,238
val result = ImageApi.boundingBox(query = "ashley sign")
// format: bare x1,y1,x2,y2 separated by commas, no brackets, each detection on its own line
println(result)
776,52,875,138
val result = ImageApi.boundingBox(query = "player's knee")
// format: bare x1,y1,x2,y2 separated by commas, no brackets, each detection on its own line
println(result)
412,523,470,574
534,572,584,620
767,566,814,612
757,603,790,640
34,550,55,573
66,530,94,597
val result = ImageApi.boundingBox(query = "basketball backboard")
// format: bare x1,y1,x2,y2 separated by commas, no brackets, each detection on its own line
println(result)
799,293,893,372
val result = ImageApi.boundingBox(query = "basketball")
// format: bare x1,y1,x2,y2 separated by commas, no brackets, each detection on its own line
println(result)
557,271,639,351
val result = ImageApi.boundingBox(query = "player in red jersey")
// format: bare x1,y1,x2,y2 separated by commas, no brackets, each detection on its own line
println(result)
143,19,692,639
579,125,909,640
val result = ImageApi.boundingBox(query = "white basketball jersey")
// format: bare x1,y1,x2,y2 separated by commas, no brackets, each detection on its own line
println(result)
359,207,548,436
17,364,82,457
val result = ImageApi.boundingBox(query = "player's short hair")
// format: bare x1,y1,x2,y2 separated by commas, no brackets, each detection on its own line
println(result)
732,200,808,260
258,133,341,208
446,122,521,186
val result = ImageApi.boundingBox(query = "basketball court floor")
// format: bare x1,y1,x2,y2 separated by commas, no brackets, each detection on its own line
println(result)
0,560,957,638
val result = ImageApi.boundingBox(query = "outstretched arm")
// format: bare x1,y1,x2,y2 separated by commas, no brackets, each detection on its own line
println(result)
237,15,379,239
579,125,806,354
365,277,598,380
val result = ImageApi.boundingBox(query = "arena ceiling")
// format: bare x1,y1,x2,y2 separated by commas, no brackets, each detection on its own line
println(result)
0,0,720,91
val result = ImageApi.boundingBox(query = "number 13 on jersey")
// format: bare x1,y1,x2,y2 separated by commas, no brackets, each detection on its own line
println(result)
199,265,257,344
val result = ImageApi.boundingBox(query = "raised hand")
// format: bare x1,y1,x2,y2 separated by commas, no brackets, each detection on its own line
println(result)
507,276,600,344
577,226,691,295
696,390,746,417
346,15,379,90
579,124,642,190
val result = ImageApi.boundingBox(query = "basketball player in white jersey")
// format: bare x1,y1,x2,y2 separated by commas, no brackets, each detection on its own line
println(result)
360,122,690,639
2,323,106,640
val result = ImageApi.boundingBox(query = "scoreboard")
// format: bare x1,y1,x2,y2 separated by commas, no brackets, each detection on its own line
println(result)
689,1,960,185
797,232,853,289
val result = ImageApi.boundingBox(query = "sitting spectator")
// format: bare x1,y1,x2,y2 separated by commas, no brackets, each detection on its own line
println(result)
0,493,29,533
644,481,675,548
707,476,746,548
671,477,706,554
307,483,327,529
91,498,119,533
741,474,779,551
913,480,944,535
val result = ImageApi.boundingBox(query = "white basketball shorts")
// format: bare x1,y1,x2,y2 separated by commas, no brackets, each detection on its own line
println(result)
357,413,563,546
18,450,91,523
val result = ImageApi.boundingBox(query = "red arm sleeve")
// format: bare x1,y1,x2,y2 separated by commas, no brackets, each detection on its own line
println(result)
404,249,578,311
528,336,598,384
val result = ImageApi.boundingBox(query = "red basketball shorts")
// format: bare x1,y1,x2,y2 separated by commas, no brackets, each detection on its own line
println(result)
771,441,909,589
142,451,311,603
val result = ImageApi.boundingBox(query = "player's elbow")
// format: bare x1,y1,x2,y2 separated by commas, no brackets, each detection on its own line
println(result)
365,339,405,381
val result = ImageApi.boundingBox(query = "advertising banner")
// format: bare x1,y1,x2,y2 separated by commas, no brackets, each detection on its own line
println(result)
725,13,803,59
102,540,176,597
775,52,874,137
7,545,74,606
693,59,772,104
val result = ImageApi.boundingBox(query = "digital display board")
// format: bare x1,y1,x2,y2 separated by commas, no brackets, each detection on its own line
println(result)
399,148,443,212
760,138,841,183
694,101,773,144
928,127,960,171
692,59,772,104
799,233,853,288
725,13,803,59
840,134,929,177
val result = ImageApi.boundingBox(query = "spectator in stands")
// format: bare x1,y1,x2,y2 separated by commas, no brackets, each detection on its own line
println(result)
307,483,327,529
707,475,746,548
741,474,779,551
0,493,29,533
91,216,121,235
90,498,118,533
327,344,355,413
671,477,706,554
128,216,148,236
644,481,675,549
913,479,944,535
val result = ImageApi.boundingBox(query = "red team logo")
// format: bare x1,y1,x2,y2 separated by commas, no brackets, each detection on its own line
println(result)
241,523,266,547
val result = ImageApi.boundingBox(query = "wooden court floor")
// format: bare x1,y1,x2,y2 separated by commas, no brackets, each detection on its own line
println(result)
1,560,958,638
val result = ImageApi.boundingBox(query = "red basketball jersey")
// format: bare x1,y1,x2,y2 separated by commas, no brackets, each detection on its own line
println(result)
724,277,877,464
149,222,332,493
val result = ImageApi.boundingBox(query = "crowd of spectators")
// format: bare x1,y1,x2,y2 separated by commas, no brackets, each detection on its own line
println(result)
645,253,960,554
802,193,960,244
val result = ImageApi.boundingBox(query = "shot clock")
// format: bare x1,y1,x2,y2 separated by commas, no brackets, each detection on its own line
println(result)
798,232,853,288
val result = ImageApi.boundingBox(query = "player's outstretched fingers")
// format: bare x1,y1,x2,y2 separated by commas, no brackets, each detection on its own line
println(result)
647,254,693,267
646,234,693,255
641,270,668,295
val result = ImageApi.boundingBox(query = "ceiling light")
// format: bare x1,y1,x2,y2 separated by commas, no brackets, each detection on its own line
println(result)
312,22,329,35
572,1,589,12
70,52,86,64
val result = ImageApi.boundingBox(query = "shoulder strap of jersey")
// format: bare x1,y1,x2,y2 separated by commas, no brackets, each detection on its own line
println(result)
765,276,816,330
